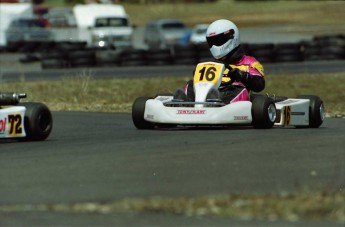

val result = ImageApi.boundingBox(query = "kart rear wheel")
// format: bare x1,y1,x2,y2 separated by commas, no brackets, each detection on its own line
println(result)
132,97,155,129
19,102,53,141
296,95,324,128
252,96,276,129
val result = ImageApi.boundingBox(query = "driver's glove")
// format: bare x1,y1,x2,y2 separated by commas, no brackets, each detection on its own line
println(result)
228,68,249,83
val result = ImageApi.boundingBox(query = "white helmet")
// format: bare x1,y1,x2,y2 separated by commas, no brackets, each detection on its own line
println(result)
206,19,240,60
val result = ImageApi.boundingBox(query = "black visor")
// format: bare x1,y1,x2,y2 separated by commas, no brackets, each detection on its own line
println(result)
206,29,234,48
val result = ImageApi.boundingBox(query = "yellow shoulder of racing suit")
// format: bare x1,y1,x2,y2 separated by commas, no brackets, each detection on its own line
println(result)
251,61,265,76
222,61,264,83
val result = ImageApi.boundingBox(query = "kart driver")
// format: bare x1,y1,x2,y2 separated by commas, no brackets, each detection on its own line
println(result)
176,19,265,103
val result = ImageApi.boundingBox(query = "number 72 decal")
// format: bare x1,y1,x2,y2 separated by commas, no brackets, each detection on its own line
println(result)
8,114,23,136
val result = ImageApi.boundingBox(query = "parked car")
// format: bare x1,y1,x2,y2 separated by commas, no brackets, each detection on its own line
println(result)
144,19,189,49
73,4,134,49
5,18,54,43
189,24,208,44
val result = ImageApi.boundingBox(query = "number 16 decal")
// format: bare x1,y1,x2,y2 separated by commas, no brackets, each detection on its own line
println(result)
193,63,223,85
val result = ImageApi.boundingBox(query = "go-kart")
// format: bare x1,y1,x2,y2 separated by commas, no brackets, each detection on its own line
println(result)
0,92,53,141
132,62,324,129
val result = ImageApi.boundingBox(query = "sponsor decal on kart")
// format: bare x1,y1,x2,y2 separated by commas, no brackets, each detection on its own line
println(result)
0,117,7,135
0,114,23,136
234,116,249,120
177,110,206,115
146,114,154,119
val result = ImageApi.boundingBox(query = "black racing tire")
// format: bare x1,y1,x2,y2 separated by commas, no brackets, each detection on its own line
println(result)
121,49,147,66
252,96,276,129
172,45,198,65
248,43,275,63
132,97,155,129
274,43,303,62
41,59,68,69
95,50,122,67
55,41,87,52
18,102,53,141
68,50,95,59
41,51,67,60
302,42,322,61
68,50,96,67
274,54,303,62
69,58,95,67
146,49,173,65
296,95,325,128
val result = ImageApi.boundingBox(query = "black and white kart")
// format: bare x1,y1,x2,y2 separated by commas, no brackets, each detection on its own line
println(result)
0,92,53,141
132,62,324,129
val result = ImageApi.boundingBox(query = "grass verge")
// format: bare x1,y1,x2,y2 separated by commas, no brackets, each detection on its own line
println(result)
1,72,344,117
125,1,344,27
0,191,344,223
44,1,345,29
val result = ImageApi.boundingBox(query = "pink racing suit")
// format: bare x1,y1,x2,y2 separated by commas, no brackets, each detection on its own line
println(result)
221,55,265,103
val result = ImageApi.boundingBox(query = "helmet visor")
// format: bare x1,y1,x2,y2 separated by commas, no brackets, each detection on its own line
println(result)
206,29,234,48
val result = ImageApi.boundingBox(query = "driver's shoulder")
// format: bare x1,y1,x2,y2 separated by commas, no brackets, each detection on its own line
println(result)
239,55,259,65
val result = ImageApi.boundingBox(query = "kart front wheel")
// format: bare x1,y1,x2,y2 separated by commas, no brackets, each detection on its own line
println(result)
252,96,276,129
19,102,53,141
296,95,324,128
132,97,155,129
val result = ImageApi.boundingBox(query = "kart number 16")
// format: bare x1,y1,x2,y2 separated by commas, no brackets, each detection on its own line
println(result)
194,63,223,85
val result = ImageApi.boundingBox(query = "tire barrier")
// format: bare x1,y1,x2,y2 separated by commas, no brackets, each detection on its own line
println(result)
246,43,275,63
1,34,343,69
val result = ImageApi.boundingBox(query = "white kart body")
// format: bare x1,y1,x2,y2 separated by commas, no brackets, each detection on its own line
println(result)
0,106,26,138
144,96,310,127
145,98,253,125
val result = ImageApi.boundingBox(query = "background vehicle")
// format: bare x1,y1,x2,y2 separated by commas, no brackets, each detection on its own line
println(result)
0,3,33,46
143,19,189,49
5,18,53,43
189,24,208,44
73,4,133,49
46,7,76,27
0,92,53,141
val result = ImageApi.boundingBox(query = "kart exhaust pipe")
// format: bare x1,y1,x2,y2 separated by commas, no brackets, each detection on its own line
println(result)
0,92,27,105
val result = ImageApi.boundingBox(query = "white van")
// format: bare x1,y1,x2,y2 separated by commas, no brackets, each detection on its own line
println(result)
0,3,34,47
73,4,133,49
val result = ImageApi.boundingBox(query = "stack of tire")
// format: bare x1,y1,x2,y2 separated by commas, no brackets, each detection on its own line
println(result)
36,34,344,69
41,41,90,69
95,49,123,67
303,34,345,61
6,41,55,53
246,43,275,63
274,43,303,62
171,44,199,65
194,43,214,62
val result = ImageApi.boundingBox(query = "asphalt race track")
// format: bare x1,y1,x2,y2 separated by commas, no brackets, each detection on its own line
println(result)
0,111,344,226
